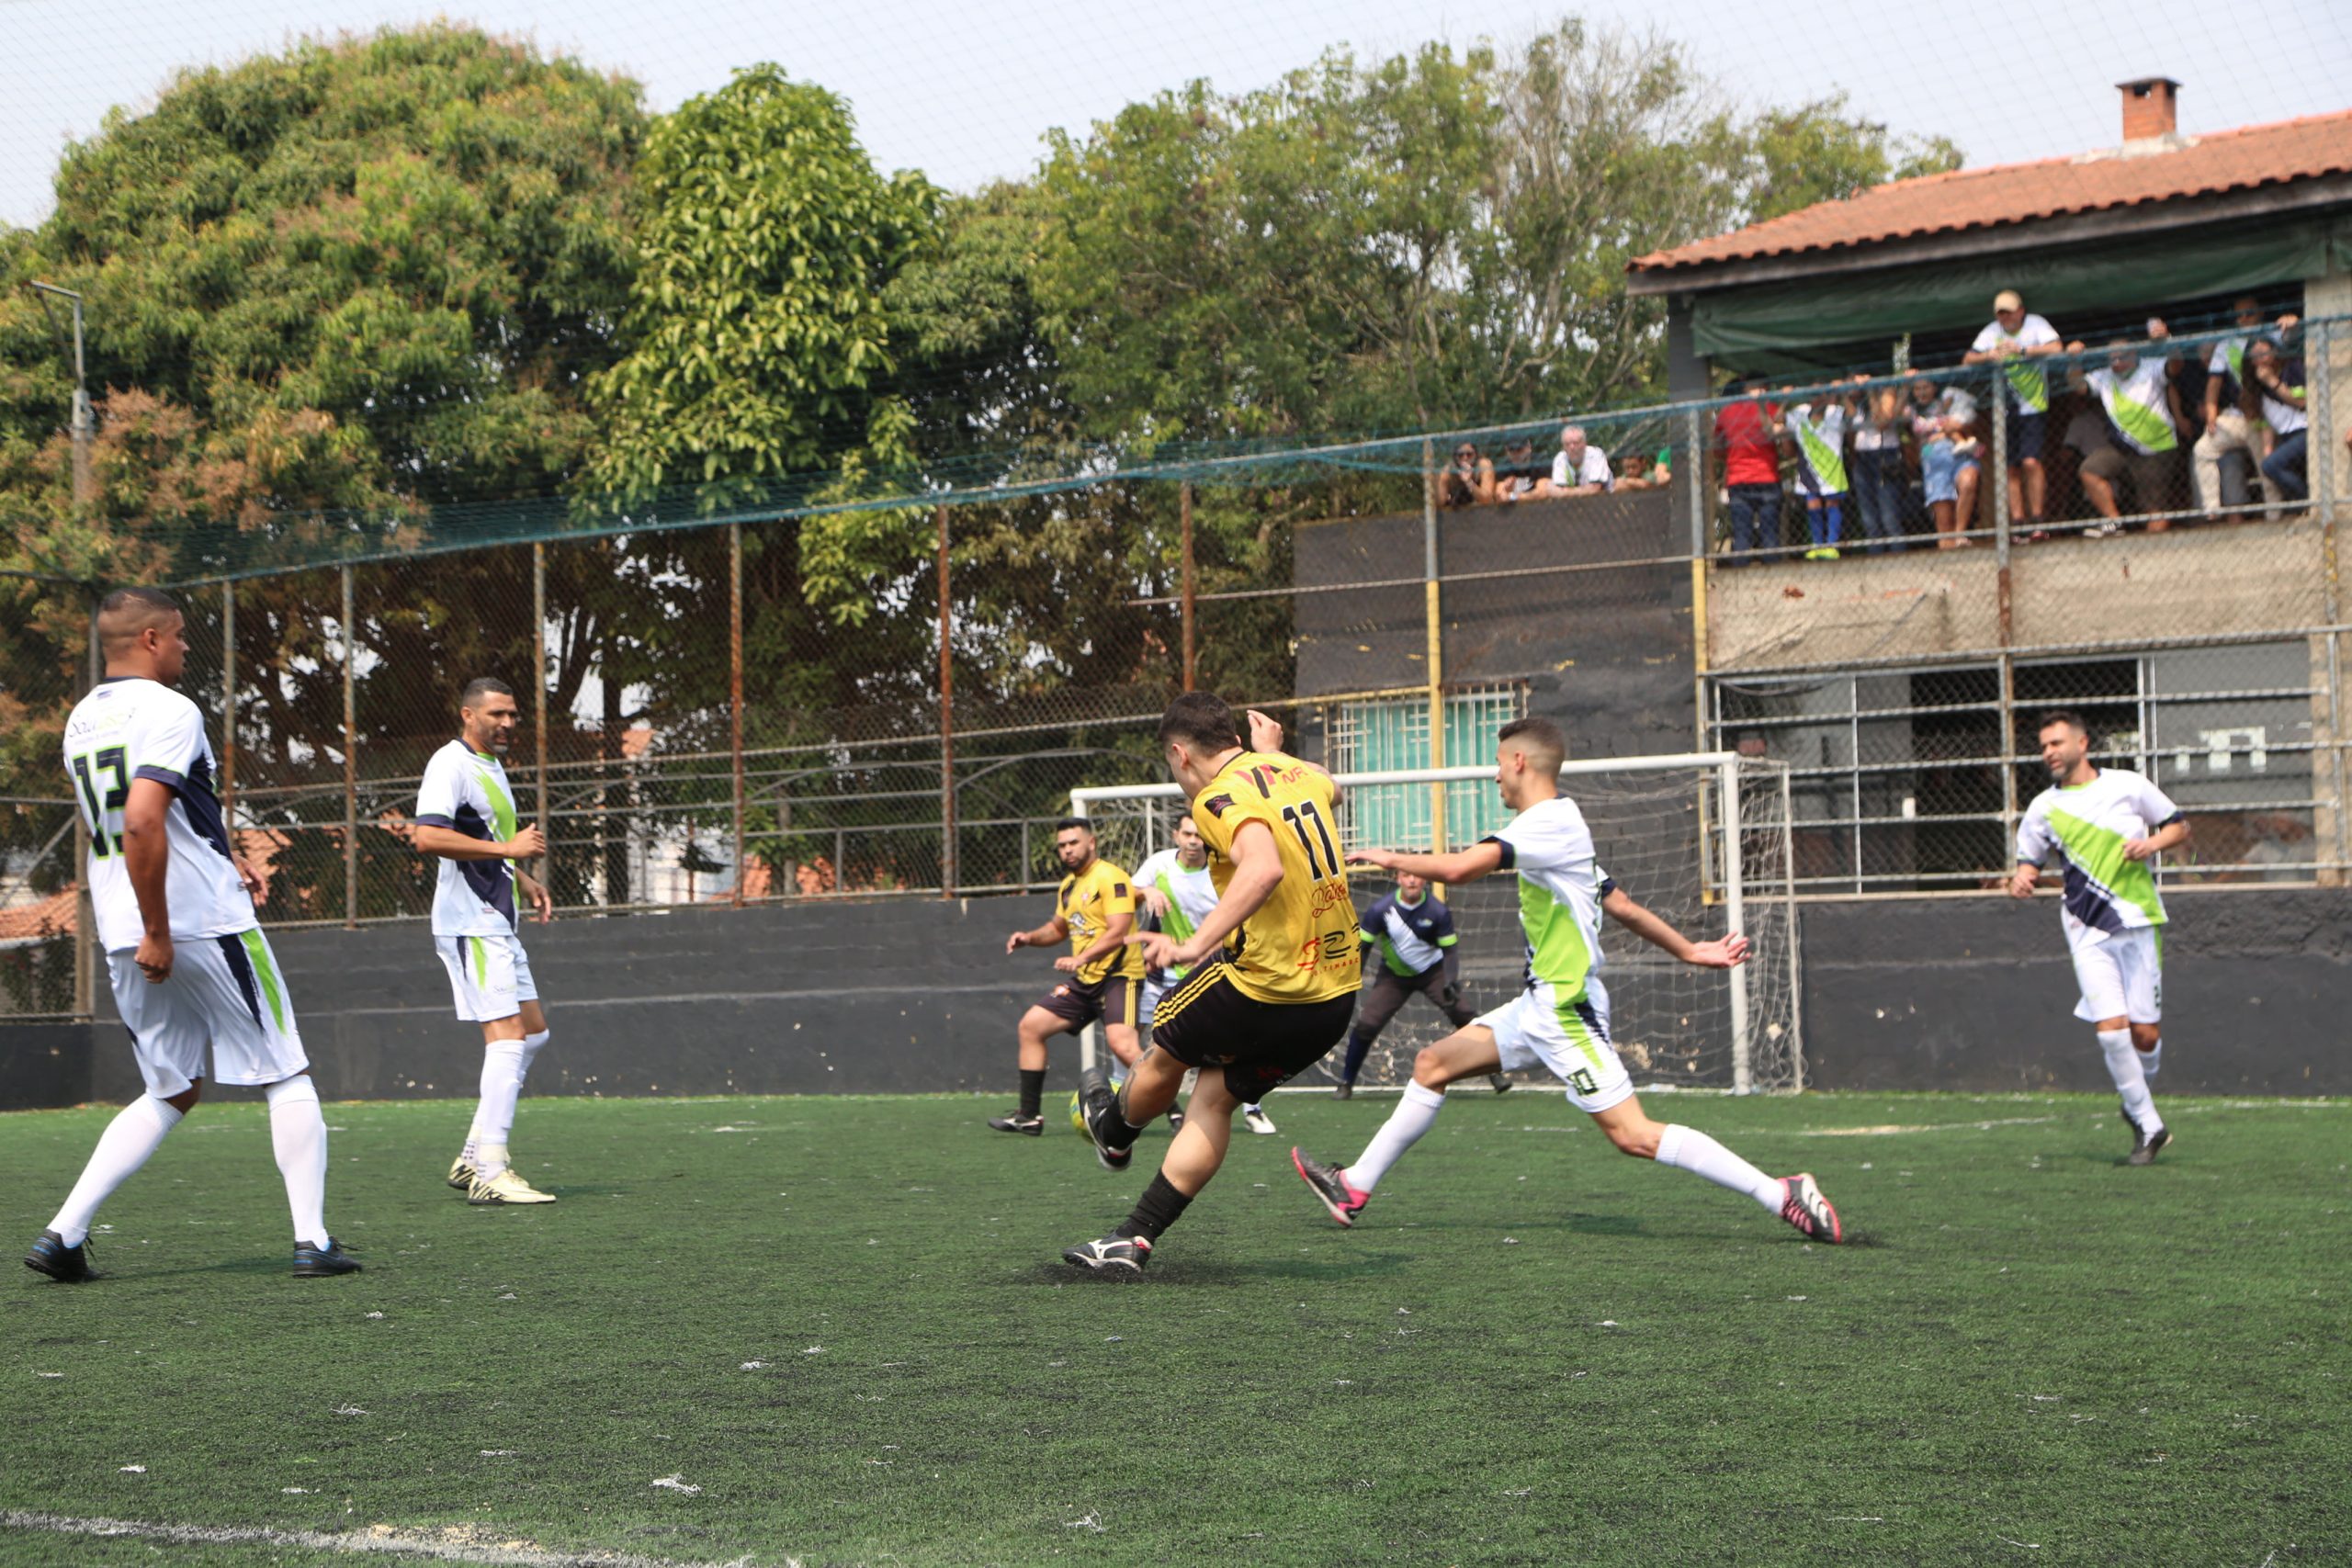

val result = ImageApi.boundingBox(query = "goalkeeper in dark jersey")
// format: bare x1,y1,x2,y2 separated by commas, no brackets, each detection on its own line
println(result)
1336,873,1510,1098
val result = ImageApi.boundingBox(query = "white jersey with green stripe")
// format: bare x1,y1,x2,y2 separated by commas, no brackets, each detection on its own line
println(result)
64,676,257,952
415,739,522,936
1789,401,1849,493
1972,313,2060,412
2016,768,2182,947
1132,848,1217,981
2086,362,2179,455
1487,795,1614,1003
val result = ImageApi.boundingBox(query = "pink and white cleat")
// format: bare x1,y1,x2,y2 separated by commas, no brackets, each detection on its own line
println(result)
1292,1147,1370,1228
1779,1173,1843,1244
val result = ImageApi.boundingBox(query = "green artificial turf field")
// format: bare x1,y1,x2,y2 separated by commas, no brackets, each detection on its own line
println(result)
2,1090,2345,1566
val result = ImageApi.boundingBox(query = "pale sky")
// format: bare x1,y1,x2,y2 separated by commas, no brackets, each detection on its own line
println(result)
2,0,2349,230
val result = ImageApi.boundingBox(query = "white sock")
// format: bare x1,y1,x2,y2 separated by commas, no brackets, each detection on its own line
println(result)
1657,1122,1782,1211
265,1077,330,1250
470,1040,526,1176
1244,1103,1262,1115
1345,1080,1446,1193
50,1094,184,1247
2137,1038,2162,1080
2099,1029,2161,1134
518,1028,549,1088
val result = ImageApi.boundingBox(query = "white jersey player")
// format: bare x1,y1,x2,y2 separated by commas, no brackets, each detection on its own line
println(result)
1292,716,1842,1244
412,678,557,1205
1134,816,1274,1134
26,588,356,1283
2008,710,2189,1164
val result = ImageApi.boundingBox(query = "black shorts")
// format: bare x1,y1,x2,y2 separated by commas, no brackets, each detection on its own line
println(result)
1147,959,1354,1100
2004,405,2045,465
1035,970,1141,1032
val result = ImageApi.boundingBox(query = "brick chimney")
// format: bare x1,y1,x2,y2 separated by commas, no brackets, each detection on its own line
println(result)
2120,77,2181,141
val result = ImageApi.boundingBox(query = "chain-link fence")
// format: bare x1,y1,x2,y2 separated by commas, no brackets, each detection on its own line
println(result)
5,316,2344,1017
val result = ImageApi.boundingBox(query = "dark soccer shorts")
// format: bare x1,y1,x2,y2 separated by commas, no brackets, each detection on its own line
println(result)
1036,969,1142,1032
1145,959,1354,1100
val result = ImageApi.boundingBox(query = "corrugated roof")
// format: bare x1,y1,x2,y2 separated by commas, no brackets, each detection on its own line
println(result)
1633,108,2352,276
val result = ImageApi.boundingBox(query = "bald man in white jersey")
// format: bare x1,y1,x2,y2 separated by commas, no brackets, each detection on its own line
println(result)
26,588,357,1282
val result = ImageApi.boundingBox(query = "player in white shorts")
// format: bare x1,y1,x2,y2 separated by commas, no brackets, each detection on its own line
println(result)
412,677,557,1205
1292,716,1843,1244
1134,814,1273,1134
25,588,356,1283
2009,709,2189,1165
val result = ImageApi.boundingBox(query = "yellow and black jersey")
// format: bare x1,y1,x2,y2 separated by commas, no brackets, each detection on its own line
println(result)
1057,859,1146,985
1192,750,1360,1005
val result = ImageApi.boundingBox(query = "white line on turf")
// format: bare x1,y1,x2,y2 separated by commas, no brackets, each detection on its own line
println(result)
0,1511,775,1567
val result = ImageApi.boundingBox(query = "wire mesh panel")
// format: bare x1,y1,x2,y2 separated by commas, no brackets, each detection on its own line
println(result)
1076,756,1802,1094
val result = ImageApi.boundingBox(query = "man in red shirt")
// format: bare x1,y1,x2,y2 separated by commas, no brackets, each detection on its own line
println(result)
1712,382,1786,560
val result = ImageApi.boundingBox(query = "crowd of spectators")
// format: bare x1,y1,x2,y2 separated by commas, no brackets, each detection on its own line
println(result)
1437,423,1673,509
1710,288,2327,562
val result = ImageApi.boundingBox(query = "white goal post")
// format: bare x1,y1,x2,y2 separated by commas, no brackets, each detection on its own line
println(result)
1070,752,1804,1094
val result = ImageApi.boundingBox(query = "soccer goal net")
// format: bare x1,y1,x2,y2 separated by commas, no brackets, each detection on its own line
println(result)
1072,753,1803,1094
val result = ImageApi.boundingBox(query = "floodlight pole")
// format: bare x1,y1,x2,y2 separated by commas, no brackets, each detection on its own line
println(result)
30,283,98,1016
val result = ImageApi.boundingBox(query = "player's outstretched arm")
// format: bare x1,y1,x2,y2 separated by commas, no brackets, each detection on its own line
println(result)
1346,840,1506,887
1007,914,1069,955
121,776,176,983
1601,886,1749,969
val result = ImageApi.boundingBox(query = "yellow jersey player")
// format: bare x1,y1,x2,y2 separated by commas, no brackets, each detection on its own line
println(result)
991,818,1150,1134
1064,694,1359,1272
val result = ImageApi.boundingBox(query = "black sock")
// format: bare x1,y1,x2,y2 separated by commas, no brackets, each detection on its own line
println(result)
1114,1174,1193,1243
1340,1030,1374,1083
1101,1081,1144,1151
1018,1068,1046,1120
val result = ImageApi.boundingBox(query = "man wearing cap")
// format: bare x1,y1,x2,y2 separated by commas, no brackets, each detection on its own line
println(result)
1964,290,2064,536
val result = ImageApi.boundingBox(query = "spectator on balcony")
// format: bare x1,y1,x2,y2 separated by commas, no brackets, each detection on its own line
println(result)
1784,388,1854,560
1613,445,1672,491
1712,382,1784,561
2194,299,2296,519
2245,337,2309,502
1907,376,1982,549
1848,376,1907,554
1963,289,2063,535
1550,424,1614,496
2066,322,2184,536
1438,441,1497,509
1493,435,1549,503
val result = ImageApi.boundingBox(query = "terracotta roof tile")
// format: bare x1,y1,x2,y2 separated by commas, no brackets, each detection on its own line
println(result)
1633,109,2352,276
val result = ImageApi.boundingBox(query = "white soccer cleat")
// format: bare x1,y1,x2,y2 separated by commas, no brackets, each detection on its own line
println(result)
446,1155,477,1191
1242,1105,1278,1136
468,1168,558,1206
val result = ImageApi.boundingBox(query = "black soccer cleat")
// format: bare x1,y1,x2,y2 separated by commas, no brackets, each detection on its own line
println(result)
2125,1117,2173,1167
292,1237,363,1278
1487,1073,1512,1094
1077,1066,1132,1172
1061,1234,1151,1273
1778,1174,1843,1244
987,1111,1046,1136
1332,1080,1353,1100
1292,1147,1369,1227
24,1229,94,1283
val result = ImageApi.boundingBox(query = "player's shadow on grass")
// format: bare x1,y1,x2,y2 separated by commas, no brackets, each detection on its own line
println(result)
1023,1252,1410,1287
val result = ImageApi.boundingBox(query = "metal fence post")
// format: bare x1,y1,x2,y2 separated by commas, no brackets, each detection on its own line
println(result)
533,543,552,898
1990,369,2012,643
1688,404,1710,754
2314,319,2345,883
1422,442,1446,856
74,613,96,1019
220,579,236,827
340,564,357,928
728,525,745,907
937,503,956,898
1180,481,1197,693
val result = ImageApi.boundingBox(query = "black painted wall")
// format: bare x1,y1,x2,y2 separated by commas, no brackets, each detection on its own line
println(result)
1292,491,1694,761
6,886,2345,1109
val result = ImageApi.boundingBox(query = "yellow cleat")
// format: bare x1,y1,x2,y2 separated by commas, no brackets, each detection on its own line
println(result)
467,1168,558,1206
446,1155,477,1191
